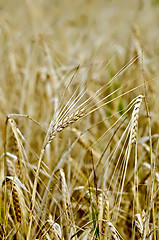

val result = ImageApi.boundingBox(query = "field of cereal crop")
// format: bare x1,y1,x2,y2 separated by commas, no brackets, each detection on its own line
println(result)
0,0,159,239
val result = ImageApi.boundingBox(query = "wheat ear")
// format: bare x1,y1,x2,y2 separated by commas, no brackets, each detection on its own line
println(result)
41,220,62,240
106,221,124,240
11,183,22,223
102,193,109,239
98,192,109,239
131,95,143,144
135,213,144,238
49,109,84,142
8,117,23,180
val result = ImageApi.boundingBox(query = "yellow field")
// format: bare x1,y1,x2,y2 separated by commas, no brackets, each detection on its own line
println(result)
0,0,159,239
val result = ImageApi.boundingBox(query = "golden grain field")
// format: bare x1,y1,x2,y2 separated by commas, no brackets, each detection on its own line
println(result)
0,0,159,239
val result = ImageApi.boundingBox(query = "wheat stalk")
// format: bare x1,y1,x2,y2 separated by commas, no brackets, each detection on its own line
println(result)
98,192,103,238
60,168,76,238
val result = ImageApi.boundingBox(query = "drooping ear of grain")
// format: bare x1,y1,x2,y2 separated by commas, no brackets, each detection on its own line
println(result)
49,109,84,143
